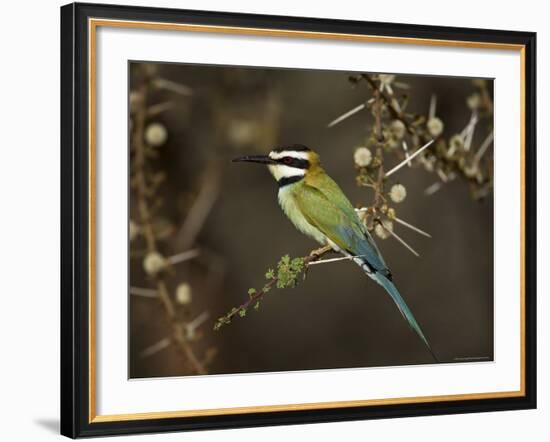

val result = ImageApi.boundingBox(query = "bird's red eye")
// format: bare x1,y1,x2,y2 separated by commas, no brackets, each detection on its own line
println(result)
283,157,293,165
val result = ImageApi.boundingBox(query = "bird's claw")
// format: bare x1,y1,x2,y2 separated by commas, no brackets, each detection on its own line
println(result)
309,246,329,260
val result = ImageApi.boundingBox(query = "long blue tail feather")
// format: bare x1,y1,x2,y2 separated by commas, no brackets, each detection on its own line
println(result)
374,274,439,362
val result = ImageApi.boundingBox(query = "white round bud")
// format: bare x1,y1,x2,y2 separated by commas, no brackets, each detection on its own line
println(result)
145,123,168,147
129,220,139,241
379,74,396,85
449,134,465,152
129,91,143,114
464,164,479,178
143,251,166,276
374,220,393,240
390,120,406,140
176,283,192,305
427,117,444,137
467,93,481,110
354,146,372,167
228,119,256,145
389,184,407,203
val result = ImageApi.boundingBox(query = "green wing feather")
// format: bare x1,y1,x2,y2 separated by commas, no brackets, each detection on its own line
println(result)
295,177,389,275
311,175,388,268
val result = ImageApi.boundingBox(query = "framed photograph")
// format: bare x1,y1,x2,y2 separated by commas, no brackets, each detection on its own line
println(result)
60,2,536,438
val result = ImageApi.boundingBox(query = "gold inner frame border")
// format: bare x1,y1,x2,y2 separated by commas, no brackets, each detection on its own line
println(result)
87,18,527,423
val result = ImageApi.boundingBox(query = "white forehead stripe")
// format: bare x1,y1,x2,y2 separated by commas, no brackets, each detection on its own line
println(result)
269,150,310,160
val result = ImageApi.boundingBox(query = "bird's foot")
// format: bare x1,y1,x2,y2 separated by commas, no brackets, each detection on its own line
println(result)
308,245,333,261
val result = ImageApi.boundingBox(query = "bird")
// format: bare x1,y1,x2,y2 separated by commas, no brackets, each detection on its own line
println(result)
233,143,438,362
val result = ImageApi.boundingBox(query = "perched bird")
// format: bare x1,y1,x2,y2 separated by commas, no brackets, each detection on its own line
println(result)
233,144,437,361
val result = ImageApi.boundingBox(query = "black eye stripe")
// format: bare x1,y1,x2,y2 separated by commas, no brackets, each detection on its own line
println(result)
277,157,310,169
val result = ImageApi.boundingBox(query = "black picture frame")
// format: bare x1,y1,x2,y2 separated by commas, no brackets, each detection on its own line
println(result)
61,2,537,438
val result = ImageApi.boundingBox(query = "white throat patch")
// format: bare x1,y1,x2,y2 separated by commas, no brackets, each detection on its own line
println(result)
267,164,306,181
267,150,310,181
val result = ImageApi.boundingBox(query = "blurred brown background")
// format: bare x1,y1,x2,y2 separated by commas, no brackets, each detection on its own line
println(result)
129,62,493,378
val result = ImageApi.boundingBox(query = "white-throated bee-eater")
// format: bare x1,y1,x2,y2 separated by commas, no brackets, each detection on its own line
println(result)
233,144,437,361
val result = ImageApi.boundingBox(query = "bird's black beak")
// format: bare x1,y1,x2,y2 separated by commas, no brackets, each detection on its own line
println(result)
232,155,276,165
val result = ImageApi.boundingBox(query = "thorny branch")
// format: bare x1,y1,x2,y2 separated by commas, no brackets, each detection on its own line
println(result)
361,74,494,195
131,70,213,375
350,74,493,249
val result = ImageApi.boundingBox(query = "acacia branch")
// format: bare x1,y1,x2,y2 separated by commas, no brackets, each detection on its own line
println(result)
361,73,493,195
214,245,333,330
364,74,411,132
372,86,386,209
374,88,384,143
132,74,207,375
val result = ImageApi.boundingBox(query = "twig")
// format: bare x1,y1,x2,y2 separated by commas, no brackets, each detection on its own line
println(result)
461,112,479,139
327,102,366,128
308,254,368,265
385,140,434,178
363,75,411,132
473,131,494,164
374,150,385,206
134,82,157,252
153,77,193,96
130,286,158,298
374,89,383,142
166,248,201,266
176,162,222,251
393,217,432,238
428,94,437,120
215,245,333,329
462,112,479,151
172,321,206,374
424,181,443,196
147,101,175,117
140,337,171,359
187,311,210,331
402,140,411,167
153,279,175,321
437,169,449,183
378,220,420,257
